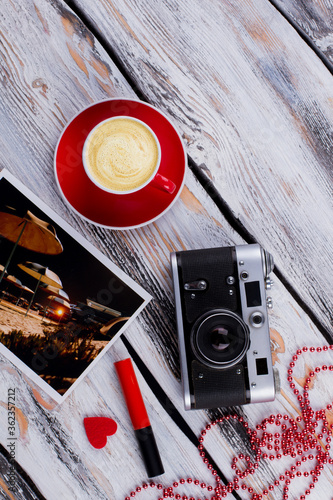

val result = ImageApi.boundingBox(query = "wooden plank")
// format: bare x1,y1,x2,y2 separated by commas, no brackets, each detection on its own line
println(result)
122,268,333,498
0,0,332,498
70,0,333,335
0,0,251,497
273,0,333,69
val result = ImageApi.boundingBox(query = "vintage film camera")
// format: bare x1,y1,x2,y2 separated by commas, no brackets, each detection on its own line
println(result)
171,244,276,410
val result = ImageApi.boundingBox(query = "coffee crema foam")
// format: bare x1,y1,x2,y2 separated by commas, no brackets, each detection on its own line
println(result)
84,118,159,192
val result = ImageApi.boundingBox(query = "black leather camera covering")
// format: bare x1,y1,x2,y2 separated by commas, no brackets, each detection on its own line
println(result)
179,246,238,324
191,360,247,409
177,246,249,408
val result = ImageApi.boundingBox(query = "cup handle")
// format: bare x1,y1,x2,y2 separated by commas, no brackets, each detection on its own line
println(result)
150,173,176,194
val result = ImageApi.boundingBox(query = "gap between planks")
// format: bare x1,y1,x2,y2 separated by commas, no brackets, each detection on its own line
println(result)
63,0,331,340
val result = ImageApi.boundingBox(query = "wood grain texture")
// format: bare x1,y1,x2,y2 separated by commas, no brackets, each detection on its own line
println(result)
116,198,333,497
0,0,332,499
71,0,333,335
274,0,333,67
0,1,251,497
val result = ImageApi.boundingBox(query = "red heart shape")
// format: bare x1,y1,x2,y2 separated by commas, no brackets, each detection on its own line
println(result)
84,417,118,449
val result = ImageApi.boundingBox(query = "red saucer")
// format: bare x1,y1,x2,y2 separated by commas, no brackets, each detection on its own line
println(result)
54,99,187,229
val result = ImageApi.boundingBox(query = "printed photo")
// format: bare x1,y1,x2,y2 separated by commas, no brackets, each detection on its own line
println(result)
0,170,150,403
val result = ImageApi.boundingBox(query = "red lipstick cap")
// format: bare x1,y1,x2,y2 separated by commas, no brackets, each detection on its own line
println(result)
115,357,165,477
115,358,150,430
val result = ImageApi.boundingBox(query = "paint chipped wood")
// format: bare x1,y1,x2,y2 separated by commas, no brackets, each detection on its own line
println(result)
0,0,332,498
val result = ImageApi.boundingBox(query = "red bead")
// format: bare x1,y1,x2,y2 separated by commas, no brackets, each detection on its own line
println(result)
125,353,333,500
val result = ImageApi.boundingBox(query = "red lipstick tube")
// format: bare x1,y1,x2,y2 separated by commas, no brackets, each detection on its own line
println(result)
115,358,164,478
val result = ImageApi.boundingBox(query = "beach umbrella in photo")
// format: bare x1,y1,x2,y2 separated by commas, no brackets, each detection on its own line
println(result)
3,275,22,286
0,264,7,276
0,275,34,306
47,296,71,310
40,285,70,301
0,274,22,301
6,277,34,305
0,210,63,283
86,299,121,317
15,284,34,306
0,265,8,292
17,262,62,315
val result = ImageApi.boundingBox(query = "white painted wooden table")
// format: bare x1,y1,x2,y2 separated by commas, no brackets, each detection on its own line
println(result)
0,0,332,499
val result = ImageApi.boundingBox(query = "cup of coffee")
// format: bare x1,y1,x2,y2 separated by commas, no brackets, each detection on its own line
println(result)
82,116,175,194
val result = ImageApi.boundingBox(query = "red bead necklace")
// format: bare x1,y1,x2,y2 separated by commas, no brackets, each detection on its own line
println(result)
125,345,333,500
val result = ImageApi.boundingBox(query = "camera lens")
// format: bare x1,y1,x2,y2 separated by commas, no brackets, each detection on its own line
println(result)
210,327,230,352
192,310,249,367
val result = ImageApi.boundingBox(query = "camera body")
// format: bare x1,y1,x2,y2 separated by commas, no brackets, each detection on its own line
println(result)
171,244,275,410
